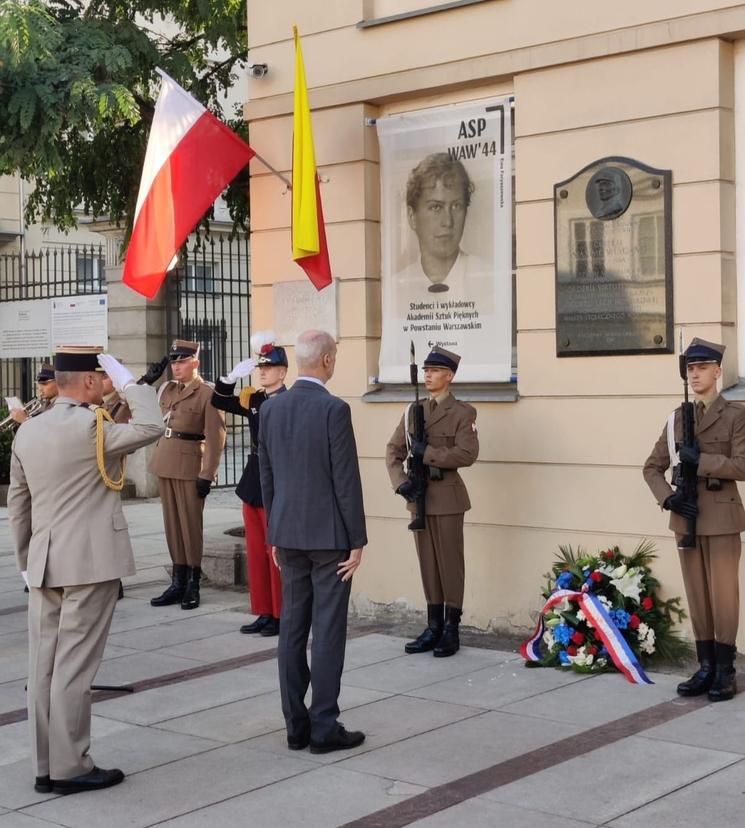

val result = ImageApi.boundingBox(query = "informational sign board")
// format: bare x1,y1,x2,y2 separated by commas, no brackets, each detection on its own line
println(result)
51,294,108,351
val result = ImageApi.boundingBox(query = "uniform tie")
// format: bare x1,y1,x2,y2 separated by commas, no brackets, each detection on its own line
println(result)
695,401,705,426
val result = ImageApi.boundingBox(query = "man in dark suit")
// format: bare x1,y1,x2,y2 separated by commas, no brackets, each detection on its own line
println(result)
259,329,367,754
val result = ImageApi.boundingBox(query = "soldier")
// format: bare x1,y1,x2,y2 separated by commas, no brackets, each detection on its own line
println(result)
644,338,745,702
150,340,226,610
7,348,164,794
211,332,288,636
385,346,479,657
9,363,59,425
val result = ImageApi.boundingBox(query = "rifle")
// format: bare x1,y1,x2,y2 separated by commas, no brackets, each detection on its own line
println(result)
407,341,427,532
676,351,697,549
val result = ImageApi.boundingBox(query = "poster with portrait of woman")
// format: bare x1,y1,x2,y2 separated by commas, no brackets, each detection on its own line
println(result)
376,98,512,383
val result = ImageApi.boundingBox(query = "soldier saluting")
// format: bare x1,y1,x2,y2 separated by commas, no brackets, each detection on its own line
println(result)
644,338,745,701
386,346,478,657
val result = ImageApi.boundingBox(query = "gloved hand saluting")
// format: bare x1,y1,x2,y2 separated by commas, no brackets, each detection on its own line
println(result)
664,491,698,519
196,478,212,499
142,356,169,386
98,354,135,393
224,357,258,384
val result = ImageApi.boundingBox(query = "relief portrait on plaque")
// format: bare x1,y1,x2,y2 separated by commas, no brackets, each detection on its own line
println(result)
376,99,513,383
554,157,673,357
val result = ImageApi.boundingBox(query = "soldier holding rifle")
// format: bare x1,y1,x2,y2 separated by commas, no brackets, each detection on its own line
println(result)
644,338,745,701
386,345,478,657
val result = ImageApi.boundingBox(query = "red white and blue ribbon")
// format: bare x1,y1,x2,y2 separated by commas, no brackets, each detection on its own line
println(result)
521,588,653,685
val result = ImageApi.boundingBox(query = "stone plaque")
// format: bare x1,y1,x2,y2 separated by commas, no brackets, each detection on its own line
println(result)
273,280,338,345
554,156,672,357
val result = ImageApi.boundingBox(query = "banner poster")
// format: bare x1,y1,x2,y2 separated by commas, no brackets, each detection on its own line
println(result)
376,98,512,383
51,294,108,351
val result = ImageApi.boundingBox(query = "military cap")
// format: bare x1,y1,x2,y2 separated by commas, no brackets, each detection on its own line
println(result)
168,339,200,362
251,330,288,367
684,337,725,365
54,346,105,372
423,345,460,373
36,363,56,383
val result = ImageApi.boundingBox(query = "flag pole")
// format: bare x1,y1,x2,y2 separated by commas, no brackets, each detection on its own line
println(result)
252,152,292,190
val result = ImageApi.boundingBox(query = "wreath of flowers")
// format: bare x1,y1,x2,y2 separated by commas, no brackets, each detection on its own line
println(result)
527,540,692,675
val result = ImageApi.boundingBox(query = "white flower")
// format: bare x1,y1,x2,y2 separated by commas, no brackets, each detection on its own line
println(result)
611,564,628,579
568,646,595,668
610,568,643,603
597,564,616,577
637,622,650,637
553,598,571,614
543,629,555,649
596,657,608,668
576,609,586,622
598,595,612,610
545,616,561,627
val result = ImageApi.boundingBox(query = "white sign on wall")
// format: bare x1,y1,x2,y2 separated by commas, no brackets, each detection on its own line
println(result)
0,294,108,359
377,98,513,383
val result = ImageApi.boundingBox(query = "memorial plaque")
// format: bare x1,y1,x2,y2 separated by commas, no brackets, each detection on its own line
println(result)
554,156,672,357
273,280,338,345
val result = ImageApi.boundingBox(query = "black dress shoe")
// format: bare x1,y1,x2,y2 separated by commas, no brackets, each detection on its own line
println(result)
117,581,124,601
259,617,280,637
287,729,311,750
34,775,52,793
240,614,271,634
52,766,124,795
309,725,365,754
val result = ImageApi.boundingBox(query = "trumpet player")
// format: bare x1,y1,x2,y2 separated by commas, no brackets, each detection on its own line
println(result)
8,364,58,426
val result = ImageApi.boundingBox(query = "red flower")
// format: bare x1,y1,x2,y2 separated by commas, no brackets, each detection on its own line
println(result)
641,597,654,611
604,550,614,559
591,571,603,582
567,645,578,656
587,645,599,656
260,343,274,354
571,631,585,645
629,614,641,630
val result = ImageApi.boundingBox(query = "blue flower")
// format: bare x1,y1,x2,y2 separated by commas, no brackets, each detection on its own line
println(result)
554,624,572,645
558,651,571,665
584,578,595,590
599,647,609,658
556,571,574,589
610,609,630,630
582,568,590,577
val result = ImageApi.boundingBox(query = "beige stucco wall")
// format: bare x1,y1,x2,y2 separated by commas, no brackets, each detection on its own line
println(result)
246,2,744,642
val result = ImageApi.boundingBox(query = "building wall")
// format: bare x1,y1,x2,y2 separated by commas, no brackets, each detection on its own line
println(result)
245,2,745,642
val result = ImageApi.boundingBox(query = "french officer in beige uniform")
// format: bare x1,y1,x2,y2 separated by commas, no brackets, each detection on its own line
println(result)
101,355,168,424
150,340,226,610
386,346,479,657
7,348,164,795
644,338,745,702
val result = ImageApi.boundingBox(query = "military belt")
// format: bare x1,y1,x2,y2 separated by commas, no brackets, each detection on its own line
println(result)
164,428,204,441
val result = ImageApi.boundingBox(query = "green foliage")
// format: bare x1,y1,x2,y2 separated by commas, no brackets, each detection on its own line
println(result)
0,0,248,237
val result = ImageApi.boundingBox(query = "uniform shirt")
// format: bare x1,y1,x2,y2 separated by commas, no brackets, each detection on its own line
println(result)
150,376,226,482
386,392,479,516
211,379,287,507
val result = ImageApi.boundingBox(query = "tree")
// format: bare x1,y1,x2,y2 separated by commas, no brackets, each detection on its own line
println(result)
0,0,248,237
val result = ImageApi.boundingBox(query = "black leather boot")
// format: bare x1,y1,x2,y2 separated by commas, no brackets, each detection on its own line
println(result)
434,606,462,658
405,604,444,654
708,642,737,702
150,564,188,607
676,639,715,696
181,566,201,610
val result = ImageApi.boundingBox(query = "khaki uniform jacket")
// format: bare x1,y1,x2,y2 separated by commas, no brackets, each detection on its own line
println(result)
643,394,745,535
7,385,165,587
150,377,226,481
102,391,131,424
386,393,479,515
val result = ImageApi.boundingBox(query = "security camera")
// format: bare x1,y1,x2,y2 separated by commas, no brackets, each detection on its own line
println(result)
247,63,268,79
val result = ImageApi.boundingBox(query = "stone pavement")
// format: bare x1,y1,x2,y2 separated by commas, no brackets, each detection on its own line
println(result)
0,494,743,826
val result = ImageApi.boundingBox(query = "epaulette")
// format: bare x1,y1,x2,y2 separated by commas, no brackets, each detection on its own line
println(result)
239,386,257,409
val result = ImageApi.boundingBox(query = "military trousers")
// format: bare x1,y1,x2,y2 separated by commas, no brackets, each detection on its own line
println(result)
28,579,119,779
677,533,741,646
413,513,465,608
158,477,205,567
242,503,282,617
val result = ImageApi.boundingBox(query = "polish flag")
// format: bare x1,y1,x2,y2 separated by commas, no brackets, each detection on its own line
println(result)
123,70,254,299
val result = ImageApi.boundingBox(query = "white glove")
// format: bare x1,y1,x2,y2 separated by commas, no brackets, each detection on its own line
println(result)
226,357,258,383
97,354,135,392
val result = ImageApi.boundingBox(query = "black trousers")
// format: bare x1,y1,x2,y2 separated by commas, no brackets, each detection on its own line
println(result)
277,548,351,742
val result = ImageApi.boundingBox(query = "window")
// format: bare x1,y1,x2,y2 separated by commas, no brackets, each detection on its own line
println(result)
186,263,216,294
75,255,104,293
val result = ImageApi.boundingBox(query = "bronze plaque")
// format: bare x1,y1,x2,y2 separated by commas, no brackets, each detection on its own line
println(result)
554,157,672,357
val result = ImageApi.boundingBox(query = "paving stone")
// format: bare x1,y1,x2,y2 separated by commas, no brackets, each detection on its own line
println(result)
158,684,389,744
161,629,278,663
93,662,280,725
24,743,317,828
342,633,413,670
486,735,742,824
406,659,588,709
411,797,599,827
93,650,207,686
108,612,248,652
497,671,681,726
0,813,64,827
0,678,27,715
157,765,427,827
339,709,583,787
0,758,58,810
342,645,508,693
